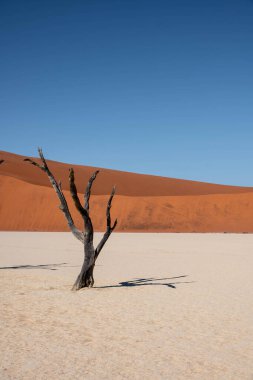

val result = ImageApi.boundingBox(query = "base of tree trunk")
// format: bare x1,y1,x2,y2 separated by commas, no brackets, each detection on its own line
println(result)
72,264,95,290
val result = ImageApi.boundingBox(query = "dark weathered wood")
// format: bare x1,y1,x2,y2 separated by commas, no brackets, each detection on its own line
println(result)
24,149,84,244
69,168,86,217
69,168,93,237
25,148,117,290
84,170,99,213
68,167,96,290
95,186,117,259
72,262,95,289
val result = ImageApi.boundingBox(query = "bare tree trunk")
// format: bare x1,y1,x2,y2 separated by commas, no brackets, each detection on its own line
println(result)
25,148,117,291
72,238,96,290
69,168,117,290
72,259,95,290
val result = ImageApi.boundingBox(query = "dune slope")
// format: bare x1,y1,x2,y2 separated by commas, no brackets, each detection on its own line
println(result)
0,151,253,232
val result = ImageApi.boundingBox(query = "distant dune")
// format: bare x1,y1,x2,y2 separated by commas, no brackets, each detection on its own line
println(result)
0,150,253,232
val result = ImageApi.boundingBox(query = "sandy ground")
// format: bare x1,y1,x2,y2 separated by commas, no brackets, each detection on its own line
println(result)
0,232,253,380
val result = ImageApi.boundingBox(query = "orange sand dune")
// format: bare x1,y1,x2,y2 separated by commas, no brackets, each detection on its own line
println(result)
1,150,252,196
0,151,253,232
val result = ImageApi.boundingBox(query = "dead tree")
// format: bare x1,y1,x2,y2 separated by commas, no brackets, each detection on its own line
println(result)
24,148,117,290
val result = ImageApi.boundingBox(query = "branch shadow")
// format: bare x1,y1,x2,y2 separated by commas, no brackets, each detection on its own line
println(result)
0,263,102,271
0,263,68,271
95,275,194,289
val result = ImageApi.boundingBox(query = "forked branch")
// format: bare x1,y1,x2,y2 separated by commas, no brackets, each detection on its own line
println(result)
24,148,84,244
69,168,93,238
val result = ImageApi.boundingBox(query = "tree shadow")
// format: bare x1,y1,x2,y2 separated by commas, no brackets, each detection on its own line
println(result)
0,263,68,271
95,275,194,289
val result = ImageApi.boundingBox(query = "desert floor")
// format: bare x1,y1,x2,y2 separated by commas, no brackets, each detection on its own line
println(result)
0,232,253,380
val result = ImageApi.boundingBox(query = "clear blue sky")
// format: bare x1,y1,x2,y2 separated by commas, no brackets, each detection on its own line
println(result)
1,0,253,186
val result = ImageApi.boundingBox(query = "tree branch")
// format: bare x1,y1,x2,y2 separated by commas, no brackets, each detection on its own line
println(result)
84,170,99,213
95,186,117,259
24,148,84,244
69,168,86,217
69,168,93,238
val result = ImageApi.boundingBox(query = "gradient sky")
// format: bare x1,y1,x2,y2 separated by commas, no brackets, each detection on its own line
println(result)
1,0,253,185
